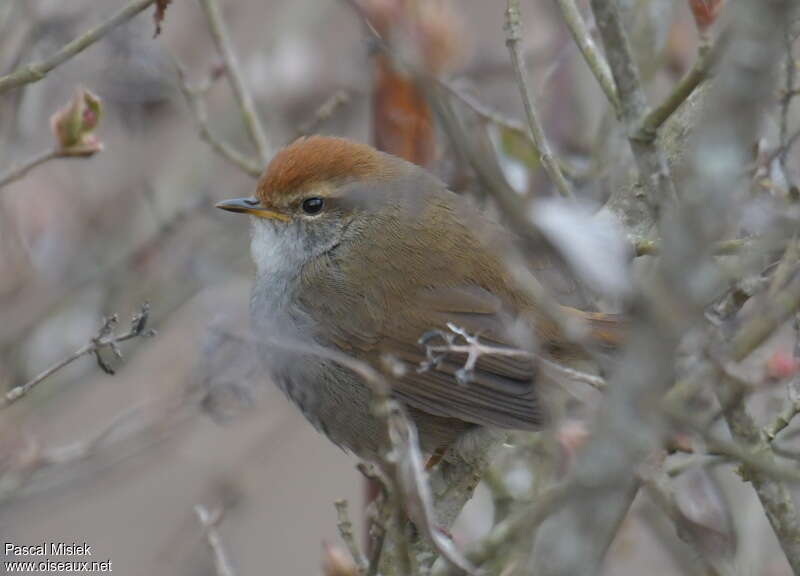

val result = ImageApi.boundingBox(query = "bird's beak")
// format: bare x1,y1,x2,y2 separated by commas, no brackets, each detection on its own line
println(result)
215,197,291,222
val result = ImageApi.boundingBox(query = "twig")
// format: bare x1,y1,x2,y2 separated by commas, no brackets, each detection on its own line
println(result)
0,149,59,189
433,481,571,576
296,89,352,137
730,270,800,361
197,0,270,165
0,0,158,94
634,33,726,141
194,505,237,576
589,0,677,207
440,80,583,181
175,61,262,177
633,236,753,257
504,0,575,200
779,23,797,184
639,464,722,575
553,0,620,111
1,303,155,408
764,382,800,443
334,499,368,573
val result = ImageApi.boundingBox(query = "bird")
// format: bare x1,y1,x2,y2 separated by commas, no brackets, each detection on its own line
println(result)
216,135,623,461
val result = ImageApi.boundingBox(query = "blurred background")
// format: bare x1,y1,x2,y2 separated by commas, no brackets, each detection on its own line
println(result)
0,0,796,574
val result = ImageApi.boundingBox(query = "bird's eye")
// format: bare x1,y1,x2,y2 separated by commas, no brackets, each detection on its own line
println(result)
301,197,325,215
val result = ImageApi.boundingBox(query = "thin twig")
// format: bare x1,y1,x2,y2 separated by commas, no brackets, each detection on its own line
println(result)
0,0,158,94
505,0,575,200
1,303,155,408
296,89,352,137
441,80,584,181
175,61,262,177
334,499,368,573
553,0,620,111
0,149,59,189
194,505,237,576
633,236,753,257
634,33,726,141
589,0,677,207
764,383,800,443
197,0,270,165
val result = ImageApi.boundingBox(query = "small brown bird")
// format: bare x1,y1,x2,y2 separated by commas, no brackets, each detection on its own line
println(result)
216,136,621,460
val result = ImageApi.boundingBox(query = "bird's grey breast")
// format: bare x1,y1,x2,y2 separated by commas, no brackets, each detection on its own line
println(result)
247,217,381,456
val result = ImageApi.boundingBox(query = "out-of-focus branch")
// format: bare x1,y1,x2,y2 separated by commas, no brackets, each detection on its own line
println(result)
197,0,271,165
553,0,620,111
764,382,800,442
730,271,800,362
441,80,584,181
633,236,753,257
175,61,262,178
1,303,154,408
0,149,59,189
334,499,368,573
634,33,726,142
588,0,677,207
433,481,571,576
296,89,352,138
0,0,158,94
504,0,574,200
194,505,237,576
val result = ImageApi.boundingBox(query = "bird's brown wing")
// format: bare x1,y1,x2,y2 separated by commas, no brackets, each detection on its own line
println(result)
300,272,545,429
379,285,544,429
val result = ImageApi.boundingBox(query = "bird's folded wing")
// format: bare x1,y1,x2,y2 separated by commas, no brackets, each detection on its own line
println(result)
376,285,545,430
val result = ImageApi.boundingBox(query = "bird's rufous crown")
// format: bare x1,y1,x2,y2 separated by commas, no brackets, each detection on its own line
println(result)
256,136,395,205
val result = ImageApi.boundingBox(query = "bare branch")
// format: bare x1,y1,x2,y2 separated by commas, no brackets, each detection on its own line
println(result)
504,0,575,200
589,0,677,207
296,89,352,138
0,149,59,190
197,0,271,165
1,303,155,408
334,499,368,573
175,61,262,177
634,33,726,142
194,505,237,576
0,0,158,94
553,0,620,111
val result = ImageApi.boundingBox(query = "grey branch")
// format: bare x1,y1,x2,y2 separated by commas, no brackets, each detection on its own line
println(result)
0,0,158,94
334,499,368,573
589,0,677,207
634,33,726,142
504,0,575,200
553,0,620,111
194,505,237,576
1,303,155,408
175,61,262,178
0,149,59,190
197,0,271,165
